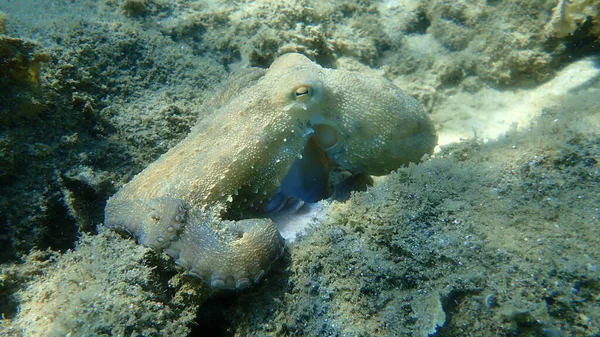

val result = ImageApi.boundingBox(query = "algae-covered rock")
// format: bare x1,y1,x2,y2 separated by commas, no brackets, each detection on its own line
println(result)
1,229,205,337
0,13,225,263
546,0,600,38
0,11,7,33
0,35,47,124
0,0,598,335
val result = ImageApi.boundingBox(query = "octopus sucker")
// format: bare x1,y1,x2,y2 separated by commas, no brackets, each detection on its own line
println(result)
104,53,437,290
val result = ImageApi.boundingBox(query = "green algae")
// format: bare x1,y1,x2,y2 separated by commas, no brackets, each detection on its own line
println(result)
0,0,598,335
1,228,206,336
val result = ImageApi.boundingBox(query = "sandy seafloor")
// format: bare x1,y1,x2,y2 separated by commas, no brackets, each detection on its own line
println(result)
0,0,599,336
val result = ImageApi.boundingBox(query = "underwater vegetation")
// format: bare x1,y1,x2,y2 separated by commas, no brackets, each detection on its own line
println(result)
0,35,47,124
0,0,598,336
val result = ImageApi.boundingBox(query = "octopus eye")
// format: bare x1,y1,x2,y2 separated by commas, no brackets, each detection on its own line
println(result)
295,86,309,96
294,85,312,102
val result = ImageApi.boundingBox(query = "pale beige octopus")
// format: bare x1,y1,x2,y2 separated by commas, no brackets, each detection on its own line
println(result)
104,53,437,290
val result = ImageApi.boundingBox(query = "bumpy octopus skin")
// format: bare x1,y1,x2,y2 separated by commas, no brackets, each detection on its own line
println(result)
104,53,437,290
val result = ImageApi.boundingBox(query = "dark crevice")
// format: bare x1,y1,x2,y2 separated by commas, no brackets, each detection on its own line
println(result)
38,196,78,253
404,11,431,35
62,177,109,234
563,17,600,60
547,17,600,70
0,217,16,262
190,294,237,337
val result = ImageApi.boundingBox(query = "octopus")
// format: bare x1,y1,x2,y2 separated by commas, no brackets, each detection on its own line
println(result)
104,53,437,290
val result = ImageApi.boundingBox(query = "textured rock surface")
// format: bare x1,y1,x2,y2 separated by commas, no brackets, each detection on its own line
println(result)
104,53,437,290
1,1,598,335
1,229,204,337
